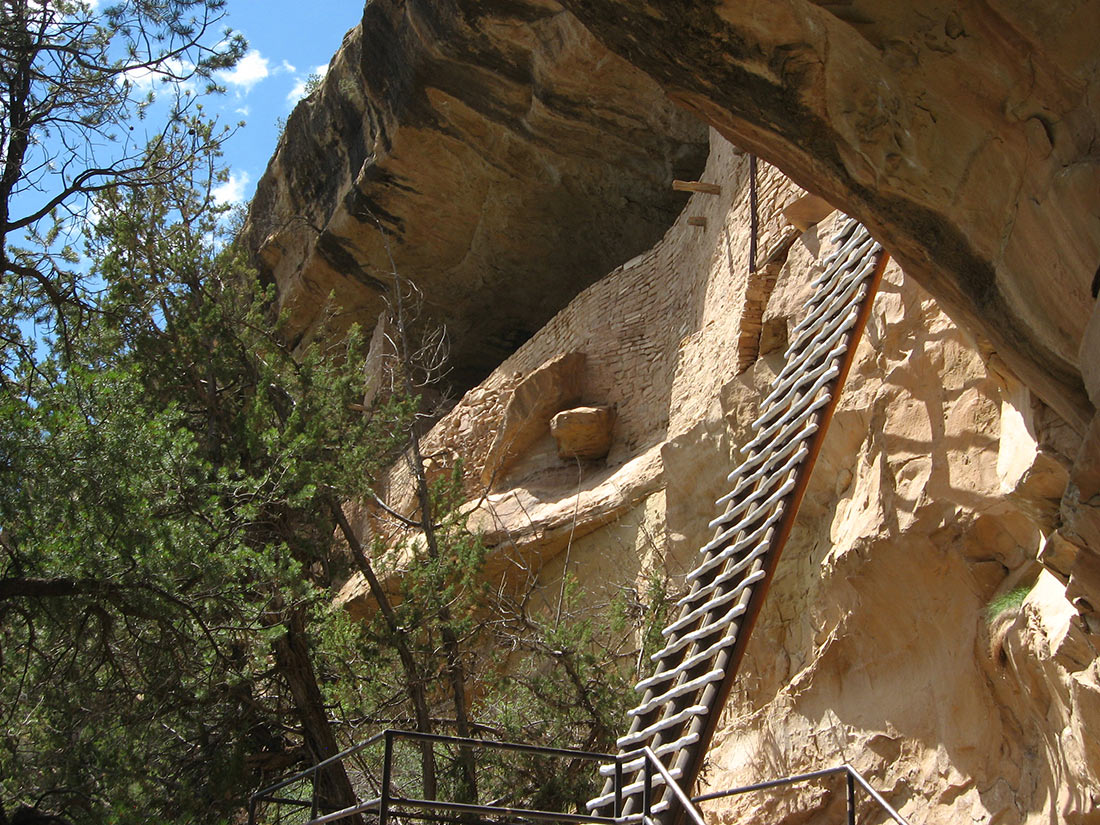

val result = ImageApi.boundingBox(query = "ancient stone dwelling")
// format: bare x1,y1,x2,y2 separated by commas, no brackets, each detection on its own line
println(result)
244,1,1100,823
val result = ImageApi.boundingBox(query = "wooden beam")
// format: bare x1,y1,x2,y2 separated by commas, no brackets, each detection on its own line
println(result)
673,179,722,195
687,216,707,228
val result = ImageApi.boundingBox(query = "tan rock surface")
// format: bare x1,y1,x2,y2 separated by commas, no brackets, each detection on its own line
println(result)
246,5,1100,815
480,351,585,488
549,405,615,460
344,133,1099,823
243,0,708,391
559,0,1100,437
703,248,1100,824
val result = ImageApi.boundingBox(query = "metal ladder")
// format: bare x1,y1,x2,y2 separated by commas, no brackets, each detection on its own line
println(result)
587,216,888,823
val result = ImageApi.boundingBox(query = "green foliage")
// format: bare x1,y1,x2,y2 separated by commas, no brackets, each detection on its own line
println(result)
0,129,666,819
461,571,672,815
986,583,1033,623
0,7,673,815
0,130,412,820
0,0,247,378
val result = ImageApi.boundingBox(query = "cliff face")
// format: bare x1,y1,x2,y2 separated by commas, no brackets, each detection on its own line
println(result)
548,0,1100,617
252,2,1100,822
559,0,1100,433
243,0,707,390
333,134,1099,823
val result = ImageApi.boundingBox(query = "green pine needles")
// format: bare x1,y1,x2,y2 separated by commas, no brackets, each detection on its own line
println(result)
0,100,671,824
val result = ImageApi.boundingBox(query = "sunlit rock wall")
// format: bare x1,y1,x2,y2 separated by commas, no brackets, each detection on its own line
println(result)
343,132,1099,824
552,0,1100,617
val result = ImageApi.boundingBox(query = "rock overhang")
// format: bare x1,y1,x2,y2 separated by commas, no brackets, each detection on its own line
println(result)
243,0,710,394
557,0,1100,434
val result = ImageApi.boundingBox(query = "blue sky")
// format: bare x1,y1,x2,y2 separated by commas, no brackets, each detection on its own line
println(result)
9,1,359,350
206,0,363,207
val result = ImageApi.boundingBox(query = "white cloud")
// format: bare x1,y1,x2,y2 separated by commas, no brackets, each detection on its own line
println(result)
212,170,251,206
122,56,194,93
286,77,309,103
123,66,157,91
277,59,296,75
235,105,250,117
287,63,330,104
219,50,270,93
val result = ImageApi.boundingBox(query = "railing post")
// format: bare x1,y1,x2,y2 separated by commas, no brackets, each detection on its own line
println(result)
381,730,394,825
643,756,653,822
247,796,256,825
846,769,856,825
614,758,624,819
311,770,319,820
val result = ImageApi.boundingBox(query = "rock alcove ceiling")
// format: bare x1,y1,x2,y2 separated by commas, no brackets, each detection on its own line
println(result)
243,0,709,394
248,0,1100,612
558,0,1100,435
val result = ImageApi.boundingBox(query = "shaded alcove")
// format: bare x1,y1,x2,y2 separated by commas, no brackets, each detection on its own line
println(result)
243,0,711,397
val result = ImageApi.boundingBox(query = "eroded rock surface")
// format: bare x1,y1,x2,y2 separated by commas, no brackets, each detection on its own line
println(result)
559,0,1100,438
243,0,708,390
252,2,1100,818
550,404,615,459
340,135,1099,823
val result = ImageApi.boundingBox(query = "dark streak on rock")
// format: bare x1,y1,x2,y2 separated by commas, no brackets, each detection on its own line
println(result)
246,0,708,396
316,232,390,294
342,185,405,235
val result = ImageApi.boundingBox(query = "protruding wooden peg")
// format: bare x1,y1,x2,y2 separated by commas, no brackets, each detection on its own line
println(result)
687,216,707,228
673,180,722,195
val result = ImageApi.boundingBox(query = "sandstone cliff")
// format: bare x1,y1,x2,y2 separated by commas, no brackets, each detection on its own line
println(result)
551,0,1100,617
250,3,1100,823
243,0,707,390
330,133,1099,824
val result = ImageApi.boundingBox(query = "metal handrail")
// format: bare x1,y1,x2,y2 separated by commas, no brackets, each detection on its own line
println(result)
253,730,387,801
249,729,626,825
692,763,912,825
382,728,619,762
250,730,908,825
638,747,705,825
386,795,610,823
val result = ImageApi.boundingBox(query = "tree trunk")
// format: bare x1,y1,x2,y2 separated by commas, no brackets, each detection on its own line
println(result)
273,607,365,823
332,503,439,800
407,431,479,804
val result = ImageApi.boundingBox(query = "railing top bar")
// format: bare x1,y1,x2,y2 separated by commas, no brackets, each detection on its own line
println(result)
842,764,913,825
252,728,620,817
251,731,387,800
388,794,620,824
640,747,706,825
386,728,619,761
691,765,849,802
302,797,380,825
691,764,912,825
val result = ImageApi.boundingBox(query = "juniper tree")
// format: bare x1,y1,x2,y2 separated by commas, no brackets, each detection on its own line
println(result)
0,128,409,821
0,0,245,368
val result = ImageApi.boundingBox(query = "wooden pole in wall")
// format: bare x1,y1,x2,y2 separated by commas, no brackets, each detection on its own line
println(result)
673,180,722,195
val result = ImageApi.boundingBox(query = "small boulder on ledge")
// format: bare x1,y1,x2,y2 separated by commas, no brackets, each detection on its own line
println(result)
550,405,615,460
